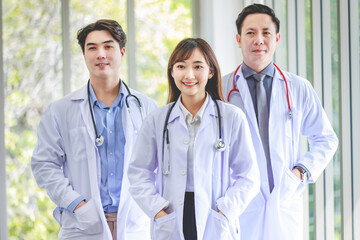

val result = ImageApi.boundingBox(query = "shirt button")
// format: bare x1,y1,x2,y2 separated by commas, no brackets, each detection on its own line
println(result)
108,110,111,113
109,152,113,155
178,200,183,205
109,130,113,134
109,172,114,176
181,170,186,175
183,139,189,144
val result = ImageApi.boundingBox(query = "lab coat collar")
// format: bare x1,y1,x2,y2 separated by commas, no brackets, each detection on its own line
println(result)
167,94,216,124
70,85,87,101
235,66,260,136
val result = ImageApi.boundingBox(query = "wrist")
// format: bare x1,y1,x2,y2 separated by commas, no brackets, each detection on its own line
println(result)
295,166,308,182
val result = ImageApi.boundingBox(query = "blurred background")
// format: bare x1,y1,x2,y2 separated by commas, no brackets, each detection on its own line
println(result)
0,0,359,239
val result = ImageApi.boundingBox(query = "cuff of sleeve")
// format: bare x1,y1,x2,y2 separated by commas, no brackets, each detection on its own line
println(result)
152,200,170,219
67,196,85,212
216,198,236,222
295,163,311,178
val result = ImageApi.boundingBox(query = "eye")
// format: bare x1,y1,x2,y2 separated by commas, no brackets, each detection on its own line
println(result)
264,31,271,35
105,45,113,49
88,46,96,50
176,64,185,69
194,65,203,70
246,31,254,35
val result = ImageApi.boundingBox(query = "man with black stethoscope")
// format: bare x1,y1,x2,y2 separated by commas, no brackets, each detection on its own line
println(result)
222,4,338,240
31,20,157,240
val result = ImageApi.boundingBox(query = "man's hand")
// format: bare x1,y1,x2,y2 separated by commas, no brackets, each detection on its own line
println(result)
74,200,86,212
292,167,302,180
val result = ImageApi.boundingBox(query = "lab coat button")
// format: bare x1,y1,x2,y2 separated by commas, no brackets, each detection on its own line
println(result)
178,200,183,205
109,130,113,134
181,170,186,175
183,139,189,144
109,152,113,155
109,172,113,176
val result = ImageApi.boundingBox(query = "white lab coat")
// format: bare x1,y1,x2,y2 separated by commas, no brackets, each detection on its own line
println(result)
31,84,157,240
128,98,260,240
222,65,338,240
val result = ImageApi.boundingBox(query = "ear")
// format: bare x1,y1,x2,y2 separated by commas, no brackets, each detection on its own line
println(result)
275,32,280,45
236,34,241,48
120,47,126,56
208,70,214,79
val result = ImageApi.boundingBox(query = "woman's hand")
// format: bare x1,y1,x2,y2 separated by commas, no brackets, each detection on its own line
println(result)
154,210,168,219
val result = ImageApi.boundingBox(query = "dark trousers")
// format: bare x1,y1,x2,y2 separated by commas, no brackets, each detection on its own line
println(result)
183,192,197,240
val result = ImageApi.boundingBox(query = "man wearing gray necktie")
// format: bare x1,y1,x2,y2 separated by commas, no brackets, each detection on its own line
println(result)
222,3,338,240
254,73,274,192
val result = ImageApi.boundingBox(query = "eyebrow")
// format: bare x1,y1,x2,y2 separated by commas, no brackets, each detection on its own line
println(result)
86,40,115,47
244,27,271,31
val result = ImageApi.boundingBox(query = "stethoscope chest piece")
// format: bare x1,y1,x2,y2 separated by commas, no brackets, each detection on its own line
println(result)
214,139,226,152
96,135,104,147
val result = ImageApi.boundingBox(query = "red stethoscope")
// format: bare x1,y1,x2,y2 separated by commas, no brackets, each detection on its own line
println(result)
227,63,293,118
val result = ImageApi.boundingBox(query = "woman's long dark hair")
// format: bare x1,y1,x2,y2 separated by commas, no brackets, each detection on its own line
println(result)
167,38,224,103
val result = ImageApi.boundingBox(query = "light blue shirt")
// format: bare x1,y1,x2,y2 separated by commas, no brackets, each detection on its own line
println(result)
89,82,125,213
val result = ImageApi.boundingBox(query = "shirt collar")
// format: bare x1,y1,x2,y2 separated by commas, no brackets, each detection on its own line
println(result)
89,80,124,108
179,93,209,122
242,62,275,80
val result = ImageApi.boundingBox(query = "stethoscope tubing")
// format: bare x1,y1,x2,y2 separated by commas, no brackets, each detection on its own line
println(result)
162,97,225,175
227,63,292,116
87,79,143,146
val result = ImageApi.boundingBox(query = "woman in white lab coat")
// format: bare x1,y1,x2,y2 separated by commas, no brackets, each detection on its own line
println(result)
128,38,260,240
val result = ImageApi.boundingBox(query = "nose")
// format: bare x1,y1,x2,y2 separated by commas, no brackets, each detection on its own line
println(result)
185,68,195,79
254,33,264,45
96,48,106,59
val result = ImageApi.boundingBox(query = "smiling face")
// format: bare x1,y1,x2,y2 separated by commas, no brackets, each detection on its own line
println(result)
171,48,213,103
83,30,125,82
236,13,280,72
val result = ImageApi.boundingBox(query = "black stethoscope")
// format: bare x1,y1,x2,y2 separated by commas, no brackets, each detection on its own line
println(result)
162,97,225,175
87,80,143,147
227,63,292,118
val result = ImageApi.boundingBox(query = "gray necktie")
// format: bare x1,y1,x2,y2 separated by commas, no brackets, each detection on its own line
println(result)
254,73,274,192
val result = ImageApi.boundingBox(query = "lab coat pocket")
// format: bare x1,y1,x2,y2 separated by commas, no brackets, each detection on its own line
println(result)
203,209,232,240
152,211,180,240
279,167,304,203
74,199,103,234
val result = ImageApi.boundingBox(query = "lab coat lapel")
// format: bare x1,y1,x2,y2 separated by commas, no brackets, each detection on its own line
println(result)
197,98,215,136
236,68,260,137
167,99,187,130
71,85,101,195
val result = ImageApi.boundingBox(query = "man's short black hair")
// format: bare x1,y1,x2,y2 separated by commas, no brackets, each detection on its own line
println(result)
77,19,127,52
236,4,280,35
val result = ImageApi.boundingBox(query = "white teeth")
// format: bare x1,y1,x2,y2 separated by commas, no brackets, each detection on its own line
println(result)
183,82,197,86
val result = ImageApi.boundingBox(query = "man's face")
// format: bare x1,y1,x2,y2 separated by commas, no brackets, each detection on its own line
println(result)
236,13,280,72
83,30,125,81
